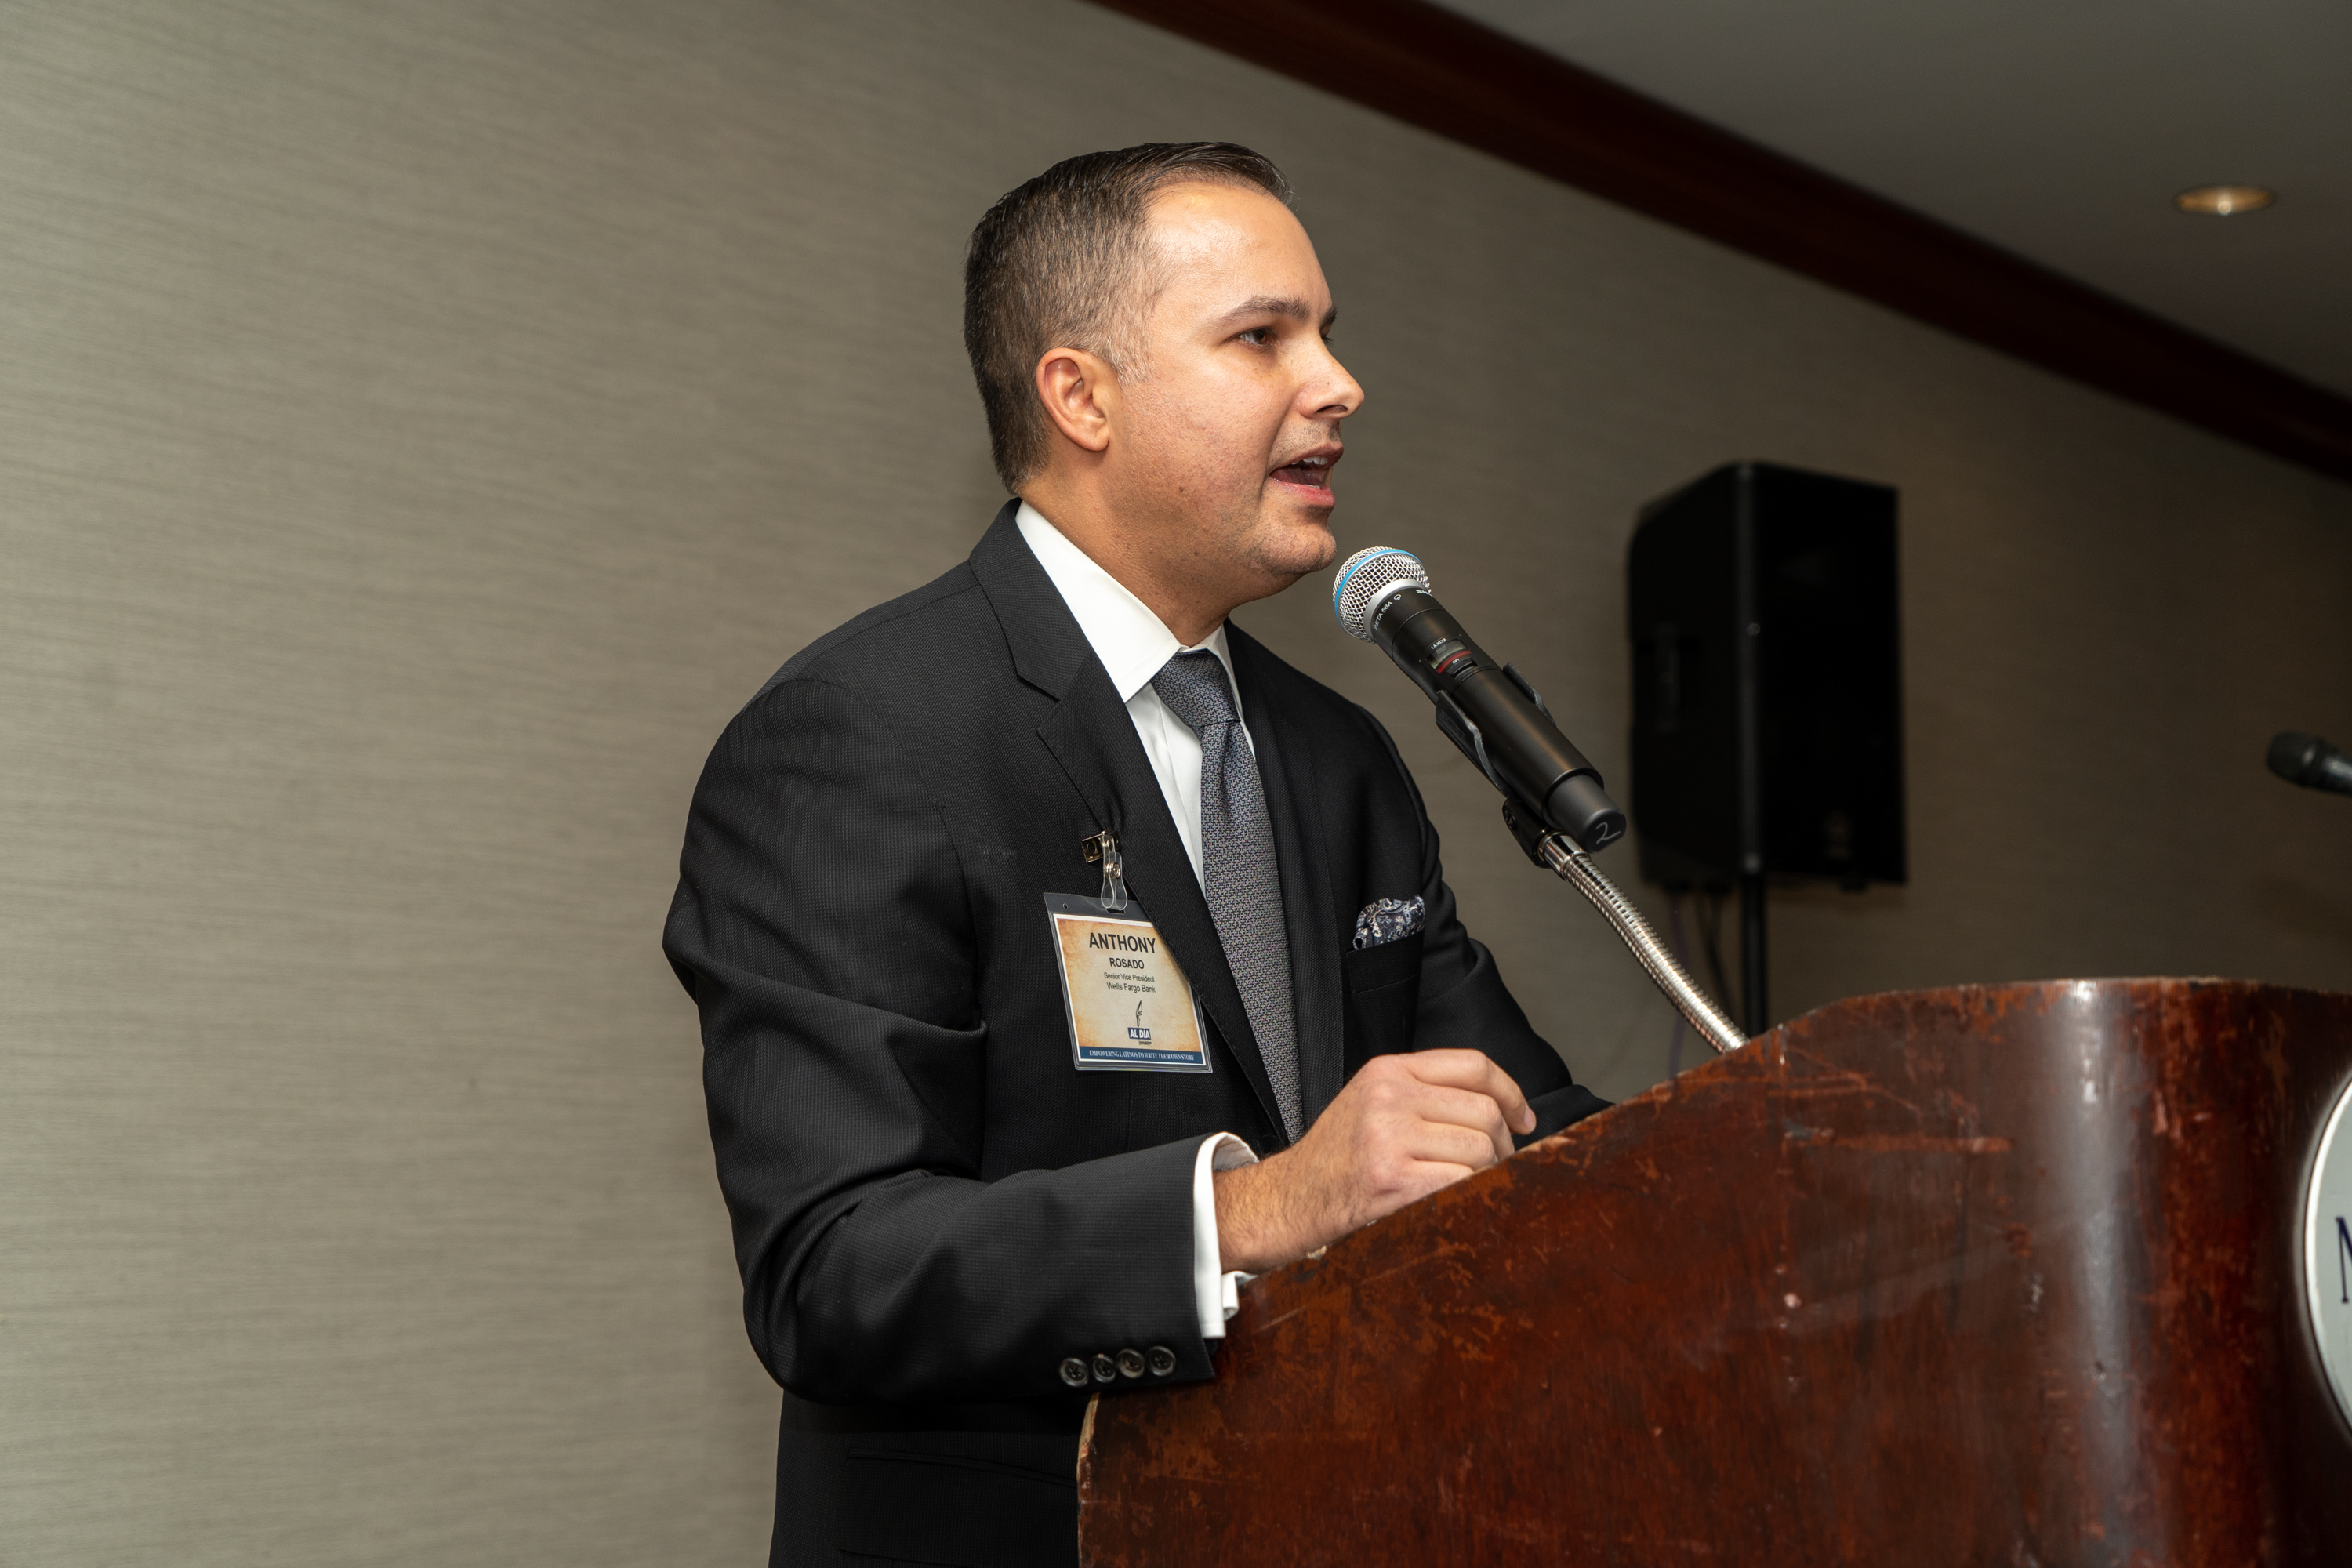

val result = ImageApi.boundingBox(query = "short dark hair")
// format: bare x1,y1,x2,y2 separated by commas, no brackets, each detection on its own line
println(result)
964,143,1293,490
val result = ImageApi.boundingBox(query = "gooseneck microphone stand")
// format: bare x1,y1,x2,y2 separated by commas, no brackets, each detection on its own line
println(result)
1502,802,1748,1055
1571,838,1751,1055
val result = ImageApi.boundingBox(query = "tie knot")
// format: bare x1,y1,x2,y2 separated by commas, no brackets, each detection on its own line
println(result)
1150,649,1240,735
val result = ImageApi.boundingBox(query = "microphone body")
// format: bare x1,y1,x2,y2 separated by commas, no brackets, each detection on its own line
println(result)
1334,550,1626,850
2270,731,2352,796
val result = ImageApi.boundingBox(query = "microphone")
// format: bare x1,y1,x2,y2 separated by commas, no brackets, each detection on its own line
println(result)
1333,546,1626,851
2269,731,2352,797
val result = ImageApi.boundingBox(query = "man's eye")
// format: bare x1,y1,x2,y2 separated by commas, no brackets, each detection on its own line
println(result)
1237,327,1273,347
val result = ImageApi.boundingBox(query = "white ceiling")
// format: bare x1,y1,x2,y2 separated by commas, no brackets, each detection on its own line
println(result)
1437,0,2352,397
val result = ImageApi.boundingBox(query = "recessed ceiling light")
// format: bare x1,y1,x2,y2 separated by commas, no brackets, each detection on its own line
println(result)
2176,184,2275,216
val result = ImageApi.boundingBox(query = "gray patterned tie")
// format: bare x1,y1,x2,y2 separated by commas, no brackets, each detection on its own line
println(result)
1151,650,1302,1141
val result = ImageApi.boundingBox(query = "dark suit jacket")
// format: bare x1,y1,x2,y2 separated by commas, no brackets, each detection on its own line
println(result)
664,503,1606,1566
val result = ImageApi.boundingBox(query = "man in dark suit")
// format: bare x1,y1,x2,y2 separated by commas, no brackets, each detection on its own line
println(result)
664,143,1607,1566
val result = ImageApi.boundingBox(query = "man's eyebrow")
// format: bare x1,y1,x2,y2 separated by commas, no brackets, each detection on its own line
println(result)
1218,296,1338,332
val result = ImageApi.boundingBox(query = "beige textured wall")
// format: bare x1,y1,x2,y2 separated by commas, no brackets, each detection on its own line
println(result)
4,0,2348,1560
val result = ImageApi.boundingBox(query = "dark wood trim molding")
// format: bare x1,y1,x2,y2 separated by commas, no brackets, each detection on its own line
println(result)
1089,0,2352,483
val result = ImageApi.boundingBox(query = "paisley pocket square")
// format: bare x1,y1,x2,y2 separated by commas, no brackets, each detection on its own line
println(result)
1352,896,1425,950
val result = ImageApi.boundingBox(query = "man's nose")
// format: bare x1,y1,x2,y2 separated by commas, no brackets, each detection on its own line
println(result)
1306,344,1364,419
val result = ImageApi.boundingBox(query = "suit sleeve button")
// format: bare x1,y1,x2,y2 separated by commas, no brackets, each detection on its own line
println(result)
1059,1358,1091,1388
1147,1345,1177,1377
1116,1348,1145,1379
1091,1353,1118,1384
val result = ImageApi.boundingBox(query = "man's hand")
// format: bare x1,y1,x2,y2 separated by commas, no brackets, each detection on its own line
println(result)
1212,1050,1535,1274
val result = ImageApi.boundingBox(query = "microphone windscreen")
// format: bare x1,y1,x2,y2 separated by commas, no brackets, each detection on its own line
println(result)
2270,730,2326,786
1332,547,1430,642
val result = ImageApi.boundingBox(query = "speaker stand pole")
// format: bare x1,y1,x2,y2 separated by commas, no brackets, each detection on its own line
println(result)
1739,874,1768,1035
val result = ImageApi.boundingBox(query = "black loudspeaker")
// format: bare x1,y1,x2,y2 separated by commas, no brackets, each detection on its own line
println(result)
1628,463,1905,894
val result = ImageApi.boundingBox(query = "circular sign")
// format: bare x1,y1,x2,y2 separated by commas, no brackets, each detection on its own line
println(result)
2304,1080,2352,1432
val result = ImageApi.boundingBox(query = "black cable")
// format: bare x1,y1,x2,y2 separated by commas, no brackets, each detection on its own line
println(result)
1664,891,1690,1076
1697,889,1731,1011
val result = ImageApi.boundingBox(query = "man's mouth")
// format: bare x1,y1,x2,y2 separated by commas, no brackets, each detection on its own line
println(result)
1269,448,1341,503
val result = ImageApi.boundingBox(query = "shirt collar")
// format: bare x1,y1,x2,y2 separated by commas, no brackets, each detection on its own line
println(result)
1015,500,1235,704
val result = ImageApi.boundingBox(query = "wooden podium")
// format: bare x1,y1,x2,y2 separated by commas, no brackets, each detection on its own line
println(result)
1077,980,2352,1566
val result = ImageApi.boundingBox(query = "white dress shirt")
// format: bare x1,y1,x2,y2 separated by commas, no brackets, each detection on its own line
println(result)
1015,501,1258,1340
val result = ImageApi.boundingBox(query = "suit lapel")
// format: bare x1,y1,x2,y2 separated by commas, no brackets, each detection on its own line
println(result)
1229,625,1347,1123
967,507,1289,1141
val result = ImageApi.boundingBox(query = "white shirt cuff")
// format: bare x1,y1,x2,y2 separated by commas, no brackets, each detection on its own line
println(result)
1191,1132,1258,1340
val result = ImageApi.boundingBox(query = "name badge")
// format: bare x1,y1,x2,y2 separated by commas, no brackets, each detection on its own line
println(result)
1043,892,1211,1073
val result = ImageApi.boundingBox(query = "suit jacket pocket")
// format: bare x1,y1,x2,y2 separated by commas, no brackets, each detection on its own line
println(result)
840,1444,1076,1566
1341,930,1423,1076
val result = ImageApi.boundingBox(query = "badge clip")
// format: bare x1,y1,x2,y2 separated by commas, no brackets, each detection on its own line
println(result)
1081,830,1128,913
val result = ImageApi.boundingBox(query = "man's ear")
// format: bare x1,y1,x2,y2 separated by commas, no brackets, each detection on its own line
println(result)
1034,347,1119,456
